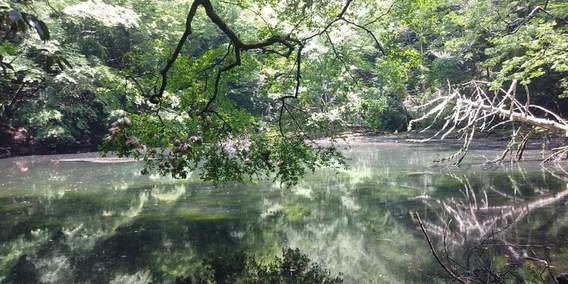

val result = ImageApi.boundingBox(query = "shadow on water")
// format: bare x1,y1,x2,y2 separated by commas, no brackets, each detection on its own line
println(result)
0,137,567,283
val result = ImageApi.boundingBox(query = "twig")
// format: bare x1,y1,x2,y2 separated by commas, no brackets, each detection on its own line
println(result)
415,212,468,284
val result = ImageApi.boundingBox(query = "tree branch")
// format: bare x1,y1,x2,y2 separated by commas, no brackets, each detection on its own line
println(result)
409,80,568,164
152,0,303,104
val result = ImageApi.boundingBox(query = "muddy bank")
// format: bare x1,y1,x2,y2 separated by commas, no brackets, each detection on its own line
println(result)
2,131,566,163
0,124,100,158
0,142,99,159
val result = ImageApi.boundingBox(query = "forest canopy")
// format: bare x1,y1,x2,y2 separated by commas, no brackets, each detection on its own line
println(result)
1,0,567,184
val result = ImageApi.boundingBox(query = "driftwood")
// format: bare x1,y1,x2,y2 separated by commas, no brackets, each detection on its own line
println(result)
408,80,568,165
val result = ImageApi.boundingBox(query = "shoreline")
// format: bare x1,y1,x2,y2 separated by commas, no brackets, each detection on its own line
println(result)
1,131,566,162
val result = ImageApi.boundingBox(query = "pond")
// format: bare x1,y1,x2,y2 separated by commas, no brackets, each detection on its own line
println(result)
1,136,567,283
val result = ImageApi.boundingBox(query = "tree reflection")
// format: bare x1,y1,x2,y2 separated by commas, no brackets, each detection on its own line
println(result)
2,145,567,283
412,165,568,282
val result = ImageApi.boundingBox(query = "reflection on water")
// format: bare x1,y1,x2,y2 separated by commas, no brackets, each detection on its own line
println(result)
0,137,567,283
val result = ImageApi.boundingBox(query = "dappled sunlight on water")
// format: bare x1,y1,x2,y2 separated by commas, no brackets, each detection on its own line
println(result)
1,138,567,283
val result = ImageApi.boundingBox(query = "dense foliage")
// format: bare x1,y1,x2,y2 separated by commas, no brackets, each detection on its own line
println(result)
1,0,566,183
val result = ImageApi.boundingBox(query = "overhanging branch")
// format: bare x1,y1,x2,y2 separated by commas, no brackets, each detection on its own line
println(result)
151,0,304,104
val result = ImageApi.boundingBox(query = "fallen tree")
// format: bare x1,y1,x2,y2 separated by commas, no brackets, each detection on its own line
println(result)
408,80,568,165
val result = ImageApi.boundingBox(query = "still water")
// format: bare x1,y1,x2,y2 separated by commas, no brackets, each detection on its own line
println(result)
1,136,567,283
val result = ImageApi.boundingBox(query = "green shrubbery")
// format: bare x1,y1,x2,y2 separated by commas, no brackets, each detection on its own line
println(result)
1,0,566,180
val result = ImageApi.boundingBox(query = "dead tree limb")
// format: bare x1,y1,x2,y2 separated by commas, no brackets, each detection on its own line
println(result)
408,80,568,165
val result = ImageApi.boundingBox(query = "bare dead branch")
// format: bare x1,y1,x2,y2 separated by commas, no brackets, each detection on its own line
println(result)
408,80,568,165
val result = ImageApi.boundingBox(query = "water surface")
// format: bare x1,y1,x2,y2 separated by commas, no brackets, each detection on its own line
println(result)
1,137,567,283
